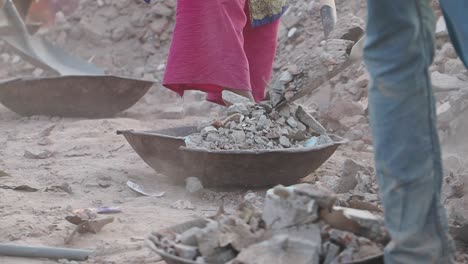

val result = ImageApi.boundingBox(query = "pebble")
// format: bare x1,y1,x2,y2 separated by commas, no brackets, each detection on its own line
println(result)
185,177,204,195
227,104,249,116
279,136,291,148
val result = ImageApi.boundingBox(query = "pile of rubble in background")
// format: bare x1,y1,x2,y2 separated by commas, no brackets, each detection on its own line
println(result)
148,184,388,264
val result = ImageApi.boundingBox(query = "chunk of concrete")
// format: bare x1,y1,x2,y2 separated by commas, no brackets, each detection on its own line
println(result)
231,235,321,264
292,183,337,210
262,185,319,229
296,106,327,134
222,90,252,106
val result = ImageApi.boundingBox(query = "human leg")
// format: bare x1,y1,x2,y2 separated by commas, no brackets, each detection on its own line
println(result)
364,0,454,263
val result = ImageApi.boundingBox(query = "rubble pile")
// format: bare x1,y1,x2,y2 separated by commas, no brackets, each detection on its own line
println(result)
40,0,176,80
148,184,387,264
185,91,333,150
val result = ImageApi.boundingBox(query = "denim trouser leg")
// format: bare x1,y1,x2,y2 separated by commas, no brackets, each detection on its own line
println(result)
439,1,468,67
364,1,455,263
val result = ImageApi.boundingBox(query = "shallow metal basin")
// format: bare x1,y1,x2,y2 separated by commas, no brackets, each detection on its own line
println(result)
118,126,346,188
0,75,152,118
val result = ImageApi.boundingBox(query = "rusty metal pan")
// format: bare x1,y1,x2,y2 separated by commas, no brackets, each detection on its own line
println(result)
0,76,152,118
146,219,384,264
118,126,346,188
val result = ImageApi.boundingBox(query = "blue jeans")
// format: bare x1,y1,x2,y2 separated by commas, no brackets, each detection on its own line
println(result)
364,0,468,263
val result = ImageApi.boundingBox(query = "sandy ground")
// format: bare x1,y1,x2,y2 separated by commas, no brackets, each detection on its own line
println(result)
0,91,373,263
0,90,372,264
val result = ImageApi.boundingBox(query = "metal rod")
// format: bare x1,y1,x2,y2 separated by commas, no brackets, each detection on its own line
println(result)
0,244,94,261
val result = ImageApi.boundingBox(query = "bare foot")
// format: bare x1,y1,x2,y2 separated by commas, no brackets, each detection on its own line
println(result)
223,88,254,106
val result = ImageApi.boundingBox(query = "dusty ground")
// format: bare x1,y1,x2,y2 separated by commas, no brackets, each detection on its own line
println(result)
0,0,467,263
0,100,366,264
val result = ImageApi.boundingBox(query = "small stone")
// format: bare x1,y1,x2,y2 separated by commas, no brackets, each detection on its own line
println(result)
296,121,307,132
32,68,44,78
286,116,298,128
24,150,53,159
171,200,196,210
279,71,294,84
223,113,243,126
222,90,251,105
443,59,465,75
266,131,280,139
339,115,366,129
355,74,369,88
263,185,319,229
251,109,265,118
334,159,365,194
296,106,327,134
205,133,223,143
279,136,291,148
326,99,364,122
254,137,268,145
202,126,217,134
344,129,364,141
256,115,268,131
231,130,246,143
185,177,204,195
227,104,249,116
440,43,458,59
152,3,173,17
179,227,203,246
287,27,297,38
174,244,198,260
233,235,320,264
432,71,468,90
436,16,448,37
150,18,169,34
323,242,341,264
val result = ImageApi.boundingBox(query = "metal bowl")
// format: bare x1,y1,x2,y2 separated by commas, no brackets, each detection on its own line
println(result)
0,76,152,118
118,126,346,188
146,219,384,264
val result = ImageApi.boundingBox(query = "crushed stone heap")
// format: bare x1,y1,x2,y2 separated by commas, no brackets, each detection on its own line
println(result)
185,91,333,151
148,184,389,264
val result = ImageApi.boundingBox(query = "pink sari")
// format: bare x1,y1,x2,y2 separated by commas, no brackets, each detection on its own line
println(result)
163,0,280,105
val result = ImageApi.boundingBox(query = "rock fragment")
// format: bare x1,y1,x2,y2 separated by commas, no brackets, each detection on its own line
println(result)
186,177,204,195
262,185,319,229
296,106,327,135
222,90,252,106
231,235,321,264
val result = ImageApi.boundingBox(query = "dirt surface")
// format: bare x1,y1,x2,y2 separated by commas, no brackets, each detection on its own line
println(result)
0,0,467,263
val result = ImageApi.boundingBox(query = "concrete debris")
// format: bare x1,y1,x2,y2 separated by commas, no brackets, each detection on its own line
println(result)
24,149,54,159
431,71,468,90
171,200,196,210
262,185,319,229
436,16,448,37
328,15,365,42
149,184,385,264
185,177,204,196
296,106,327,135
185,101,332,150
334,159,367,194
222,91,253,106
230,235,321,264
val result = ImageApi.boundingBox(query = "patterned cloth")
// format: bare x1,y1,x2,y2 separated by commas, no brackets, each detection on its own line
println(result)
249,0,288,27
